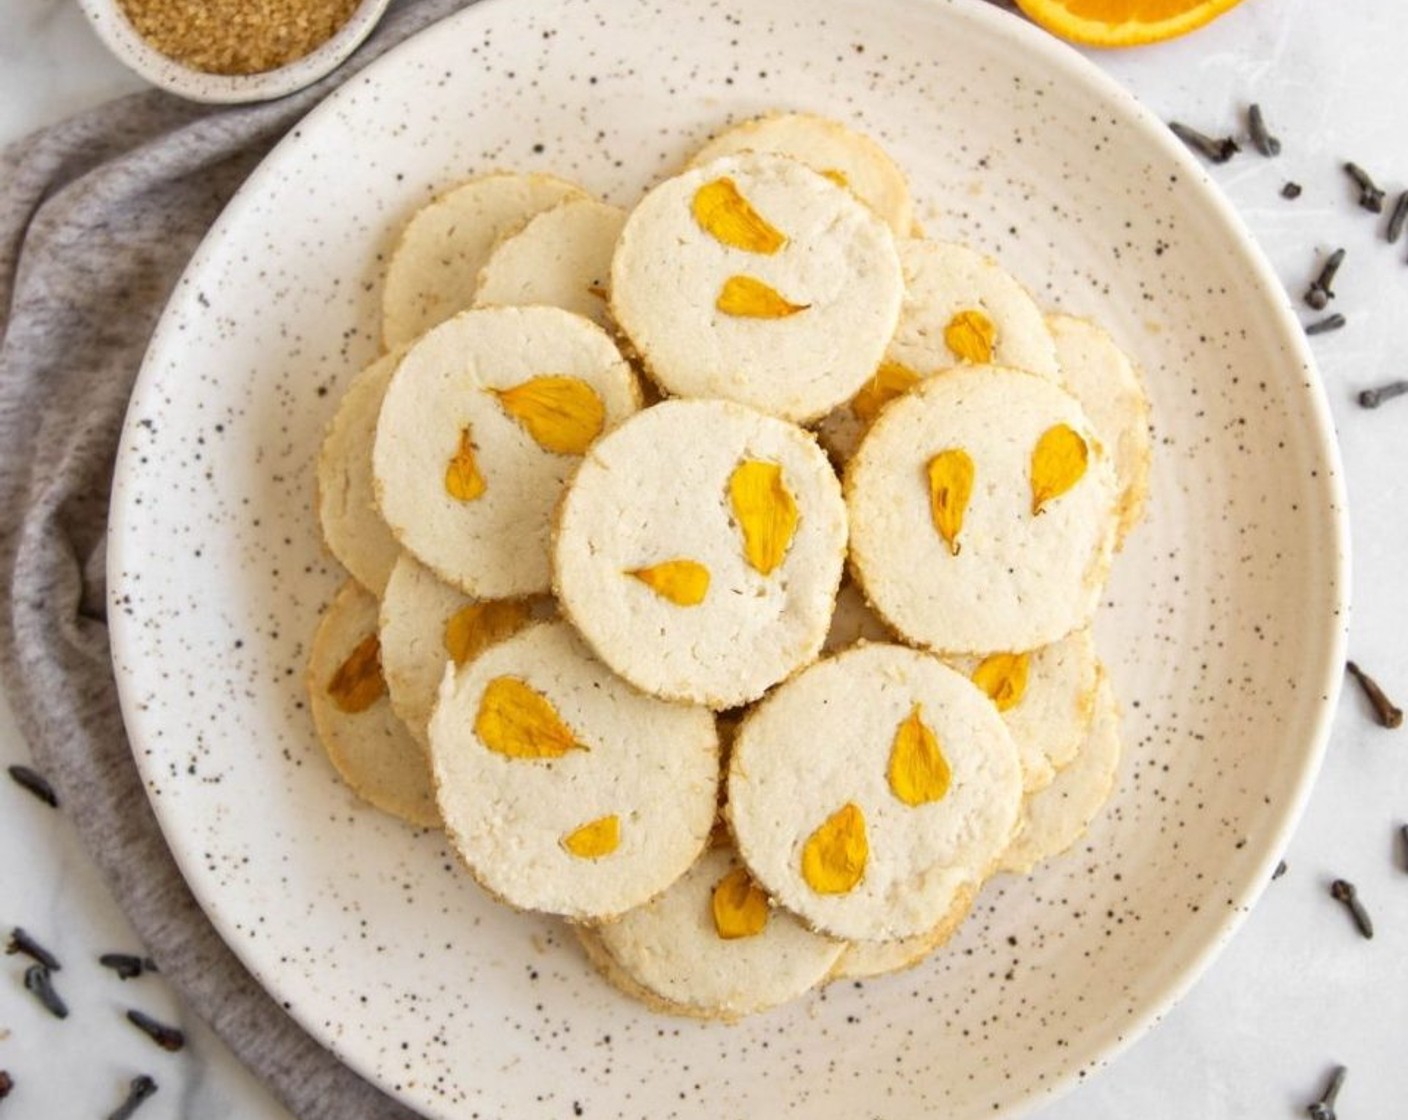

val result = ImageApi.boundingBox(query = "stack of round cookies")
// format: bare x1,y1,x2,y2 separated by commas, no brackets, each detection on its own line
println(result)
307,111,1152,1020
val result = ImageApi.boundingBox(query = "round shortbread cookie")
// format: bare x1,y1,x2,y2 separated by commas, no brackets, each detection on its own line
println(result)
306,581,440,828
727,643,1023,942
553,399,848,709
827,882,976,982
584,845,844,1020
846,366,1117,655
316,348,406,597
609,153,903,424
373,305,640,599
1047,313,1152,548
378,553,552,746
574,923,678,1013
818,239,1061,461
685,111,913,237
889,240,1059,380
998,670,1123,876
382,172,587,349
473,198,627,330
429,621,720,920
947,627,1101,794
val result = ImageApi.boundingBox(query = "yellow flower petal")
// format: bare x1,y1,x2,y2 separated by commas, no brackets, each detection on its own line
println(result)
926,448,975,557
327,634,385,714
1030,423,1089,515
474,677,585,759
444,426,486,502
627,560,710,606
971,652,1030,713
886,704,952,807
800,802,868,894
490,376,605,456
850,360,921,426
561,814,620,859
691,177,787,254
443,600,534,667
944,309,996,364
711,867,770,939
716,275,809,319
728,460,798,576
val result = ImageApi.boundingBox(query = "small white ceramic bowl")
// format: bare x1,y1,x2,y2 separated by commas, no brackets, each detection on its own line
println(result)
77,0,392,104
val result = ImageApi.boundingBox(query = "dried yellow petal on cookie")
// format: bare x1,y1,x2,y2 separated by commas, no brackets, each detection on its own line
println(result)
474,676,584,759
729,460,798,576
850,359,921,426
716,275,810,319
926,448,975,556
971,652,1030,713
561,814,620,859
886,704,952,806
820,168,851,190
801,802,868,894
327,633,386,714
490,376,605,456
443,600,534,667
444,426,486,502
1030,423,1089,515
944,308,996,364
627,560,710,606
711,866,770,940
691,177,787,254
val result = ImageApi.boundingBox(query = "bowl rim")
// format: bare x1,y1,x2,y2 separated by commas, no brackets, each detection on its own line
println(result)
76,0,393,104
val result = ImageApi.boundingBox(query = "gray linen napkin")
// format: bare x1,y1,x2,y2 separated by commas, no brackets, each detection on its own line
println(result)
0,2,477,1116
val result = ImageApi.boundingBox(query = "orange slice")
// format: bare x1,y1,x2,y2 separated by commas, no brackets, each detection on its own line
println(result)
1015,0,1246,47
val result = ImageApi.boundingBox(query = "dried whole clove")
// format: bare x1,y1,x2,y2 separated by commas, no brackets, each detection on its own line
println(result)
1387,191,1408,244
1346,660,1404,726
100,952,156,980
1305,314,1346,336
125,1009,185,1052
1359,380,1408,410
6,764,58,808
1282,181,1303,200
0,1070,12,1099
7,927,61,972
1169,121,1240,164
1247,103,1281,157
1329,879,1374,939
23,963,68,1019
1344,161,1386,213
107,1075,158,1120
1307,1064,1347,1120
1305,248,1346,311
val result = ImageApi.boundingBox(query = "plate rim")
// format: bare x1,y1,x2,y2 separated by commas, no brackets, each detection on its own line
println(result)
105,0,1352,1114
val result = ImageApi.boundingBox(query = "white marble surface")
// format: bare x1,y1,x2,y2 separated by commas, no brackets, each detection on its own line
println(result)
1,0,1406,1117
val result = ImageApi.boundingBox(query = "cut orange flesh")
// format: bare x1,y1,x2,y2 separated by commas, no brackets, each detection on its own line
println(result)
1015,0,1246,47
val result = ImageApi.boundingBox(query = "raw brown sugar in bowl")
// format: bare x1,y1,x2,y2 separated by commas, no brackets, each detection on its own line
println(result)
117,0,360,75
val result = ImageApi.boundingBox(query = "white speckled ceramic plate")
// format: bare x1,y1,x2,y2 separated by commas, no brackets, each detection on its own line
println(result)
107,0,1349,1116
